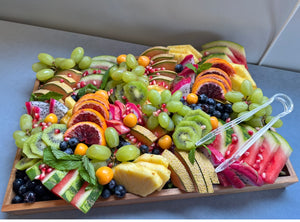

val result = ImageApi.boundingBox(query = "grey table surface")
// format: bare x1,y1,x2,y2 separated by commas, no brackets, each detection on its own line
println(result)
0,20,299,219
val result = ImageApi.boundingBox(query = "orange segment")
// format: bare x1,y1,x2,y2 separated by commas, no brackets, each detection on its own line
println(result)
73,100,110,120
64,121,106,146
67,108,107,130
204,58,236,76
76,93,110,109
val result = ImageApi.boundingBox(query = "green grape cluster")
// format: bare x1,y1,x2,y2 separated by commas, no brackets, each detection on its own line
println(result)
32,47,92,82
142,89,192,131
225,80,282,128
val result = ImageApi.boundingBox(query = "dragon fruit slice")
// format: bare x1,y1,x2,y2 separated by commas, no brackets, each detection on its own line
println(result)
125,102,144,125
25,101,50,120
171,76,192,98
109,104,121,120
49,98,68,121
106,120,130,135
222,168,246,189
180,54,195,67
114,100,126,118
178,67,196,84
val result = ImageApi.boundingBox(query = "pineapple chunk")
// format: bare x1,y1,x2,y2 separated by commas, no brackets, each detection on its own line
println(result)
135,161,171,191
134,153,169,168
168,44,202,63
230,63,256,91
113,162,163,197
65,96,76,109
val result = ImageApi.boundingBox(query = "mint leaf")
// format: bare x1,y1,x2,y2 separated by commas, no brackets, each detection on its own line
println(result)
188,148,196,164
30,92,63,101
77,84,98,98
79,156,97,186
100,66,115,90
197,63,212,74
185,63,197,74
51,148,82,161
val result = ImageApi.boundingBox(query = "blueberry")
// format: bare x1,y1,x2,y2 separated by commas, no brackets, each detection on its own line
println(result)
175,64,183,73
59,141,69,151
117,139,131,149
101,188,111,199
12,195,23,204
15,170,27,179
152,148,160,155
26,180,38,191
198,94,208,104
224,104,233,113
180,97,185,103
114,185,126,198
215,103,224,112
18,184,28,196
13,178,24,193
23,175,30,182
206,98,216,106
107,179,116,192
64,148,74,155
212,110,222,119
34,184,46,196
190,104,197,110
71,94,79,102
140,145,149,154
23,191,36,203
201,104,209,113
208,105,215,115
68,137,79,148
221,112,230,121
194,105,202,110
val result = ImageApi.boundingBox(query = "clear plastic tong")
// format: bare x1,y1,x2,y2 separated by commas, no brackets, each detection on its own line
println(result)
194,93,294,173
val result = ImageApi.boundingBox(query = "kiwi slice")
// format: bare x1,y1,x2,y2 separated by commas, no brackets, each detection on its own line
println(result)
30,132,47,157
22,136,40,159
41,124,67,149
183,115,212,136
177,121,202,140
184,109,211,122
124,81,147,105
15,157,39,170
114,83,126,103
105,80,121,103
172,127,197,151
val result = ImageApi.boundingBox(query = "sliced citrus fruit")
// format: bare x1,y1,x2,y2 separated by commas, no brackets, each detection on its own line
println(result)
64,121,106,145
192,78,227,101
204,58,236,76
72,100,110,120
67,108,107,130
196,67,232,88
76,93,110,109
195,74,231,91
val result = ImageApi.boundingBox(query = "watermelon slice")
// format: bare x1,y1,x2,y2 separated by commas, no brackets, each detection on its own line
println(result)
41,169,68,190
51,169,84,202
262,131,293,184
70,182,103,214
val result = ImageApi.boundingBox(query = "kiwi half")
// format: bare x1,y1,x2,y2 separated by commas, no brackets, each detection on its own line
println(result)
41,124,67,149
172,127,197,151
124,81,147,105
30,132,47,157
183,115,212,136
15,157,39,170
177,121,202,140
22,136,40,159
184,109,211,122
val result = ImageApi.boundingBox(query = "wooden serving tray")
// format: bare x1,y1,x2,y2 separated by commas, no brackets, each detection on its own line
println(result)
1,80,299,215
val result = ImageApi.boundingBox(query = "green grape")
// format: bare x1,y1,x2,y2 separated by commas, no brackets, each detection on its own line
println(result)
177,105,192,116
225,91,244,103
240,80,254,97
59,58,76,69
146,114,159,130
265,116,283,128
38,53,54,66
138,76,149,86
161,89,172,104
126,54,138,69
246,117,263,127
172,113,184,126
71,47,84,63
122,71,137,83
104,127,119,148
265,105,273,116
230,111,239,120
249,103,260,111
13,130,26,140
20,114,33,132
109,66,118,75
132,65,145,76
31,126,42,135
232,101,248,113
171,90,183,101
254,108,266,117
166,118,174,131
261,96,269,104
111,69,124,81
250,88,263,104
32,62,49,72
54,57,65,67
158,112,170,129
142,104,157,116
148,89,161,107
36,68,54,82
15,135,29,149
119,62,128,70
237,111,252,121
166,101,183,113
116,145,140,162
86,145,112,161
78,56,92,70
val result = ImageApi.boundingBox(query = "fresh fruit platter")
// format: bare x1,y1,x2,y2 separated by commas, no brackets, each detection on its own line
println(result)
2,40,298,214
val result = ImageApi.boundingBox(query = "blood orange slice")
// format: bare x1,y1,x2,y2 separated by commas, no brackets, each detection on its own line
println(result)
192,78,227,101
67,108,107,130
204,58,236,76
64,121,106,145
195,74,231,91
72,100,110,120
76,93,110,109
196,67,232,88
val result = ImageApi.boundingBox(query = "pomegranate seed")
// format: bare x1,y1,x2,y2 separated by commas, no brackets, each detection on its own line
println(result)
137,104,141,109
122,96,127,100
259,147,265,153
131,138,137,143
161,67,166,70
244,151,250,157
150,69,154,73
149,76,153,80
110,89,114,94
129,136,135,140
231,136,238,144
76,83,81,88
41,167,46,172
39,173,45,180
64,137,70,141
248,130,254,136
154,132,159,137
138,118,142,123
226,118,231,123
182,96,186,100
258,153,264,160
42,126,48,130
107,91,111,96
32,123,38,128
158,82,163,86
92,80,97,86
163,108,168,113
204,51,209,56
80,81,86,88
256,159,261,164
152,80,157,85
83,71,88,76
60,79,64,83
261,172,266,179
226,150,230,156
165,85,169,89
156,72,160,76
46,168,53,173
34,113,40,120
54,129,61,134
137,142,142,147
108,162,113,168
161,103,166,108
93,70,97,74
146,66,150,69
39,164,46,170
47,122,52,126
253,163,260,170
67,73,72,77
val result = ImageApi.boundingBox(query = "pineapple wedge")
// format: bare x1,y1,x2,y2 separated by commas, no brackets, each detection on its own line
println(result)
134,153,169,168
230,63,257,91
168,44,202,63
113,162,163,197
64,96,76,110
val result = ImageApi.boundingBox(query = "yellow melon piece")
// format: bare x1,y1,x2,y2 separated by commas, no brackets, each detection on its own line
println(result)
113,162,163,197
135,161,171,191
230,63,256,91
134,153,169,168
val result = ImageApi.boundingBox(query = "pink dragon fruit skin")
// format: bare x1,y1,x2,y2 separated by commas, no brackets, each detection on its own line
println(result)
171,76,192,97
49,98,68,121
180,54,195,67
25,101,50,120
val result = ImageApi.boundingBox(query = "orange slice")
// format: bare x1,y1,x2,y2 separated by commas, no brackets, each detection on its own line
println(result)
64,121,106,145
196,67,232,88
204,58,236,76
195,74,231,91
72,100,110,120
76,93,110,109
67,108,107,130
192,78,227,100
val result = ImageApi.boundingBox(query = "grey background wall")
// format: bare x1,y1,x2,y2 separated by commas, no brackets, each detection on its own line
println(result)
0,0,299,72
